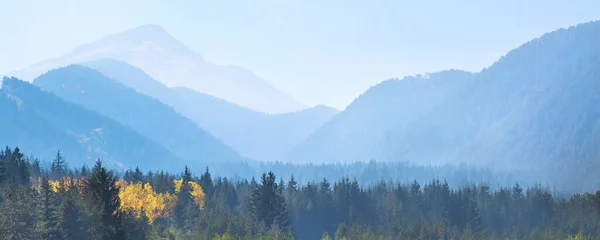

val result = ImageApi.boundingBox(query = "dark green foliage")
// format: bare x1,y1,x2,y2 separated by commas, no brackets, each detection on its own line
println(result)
30,158,42,179
86,160,123,239
39,174,62,240
0,184,37,239
61,198,86,240
251,172,291,231
200,167,214,197
50,151,66,180
122,209,149,240
173,166,199,230
0,147,600,239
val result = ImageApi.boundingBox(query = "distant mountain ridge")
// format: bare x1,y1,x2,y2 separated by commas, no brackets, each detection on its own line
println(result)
7,25,305,114
290,21,600,191
83,59,338,161
32,65,245,165
0,77,184,171
289,70,475,163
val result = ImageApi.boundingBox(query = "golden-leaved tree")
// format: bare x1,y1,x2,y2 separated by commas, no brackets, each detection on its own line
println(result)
116,179,176,223
173,179,205,210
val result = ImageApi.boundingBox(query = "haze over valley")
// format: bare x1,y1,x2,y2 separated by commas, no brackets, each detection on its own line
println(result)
2,19,600,190
2,1,600,239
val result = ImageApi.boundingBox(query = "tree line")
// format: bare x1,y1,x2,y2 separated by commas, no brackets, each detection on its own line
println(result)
1,146,600,239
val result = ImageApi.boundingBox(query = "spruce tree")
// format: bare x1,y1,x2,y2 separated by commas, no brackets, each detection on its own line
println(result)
80,165,90,178
251,172,291,230
39,174,62,240
173,166,199,230
200,167,214,197
30,159,42,179
50,151,66,180
0,184,37,239
0,150,5,186
60,198,85,240
7,147,29,185
87,160,123,239
132,167,144,183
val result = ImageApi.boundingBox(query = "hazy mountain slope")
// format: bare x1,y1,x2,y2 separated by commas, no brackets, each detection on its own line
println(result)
83,59,337,161
0,77,183,170
383,21,600,170
82,58,172,102
7,25,305,114
171,86,338,160
33,65,244,164
289,70,474,163
291,21,600,191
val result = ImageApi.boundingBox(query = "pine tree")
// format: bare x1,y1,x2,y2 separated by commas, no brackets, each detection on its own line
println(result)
132,167,144,183
86,160,123,239
182,165,192,182
122,208,149,240
8,147,30,185
30,158,42,179
0,184,37,239
173,166,199,230
0,150,5,186
61,198,85,240
200,167,214,197
50,151,66,180
80,165,90,178
39,174,62,240
251,172,291,231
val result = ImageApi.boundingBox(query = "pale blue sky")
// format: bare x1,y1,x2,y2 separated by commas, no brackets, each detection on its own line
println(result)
1,0,599,108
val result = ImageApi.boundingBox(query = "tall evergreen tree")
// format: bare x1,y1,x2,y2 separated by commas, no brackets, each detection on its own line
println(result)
86,160,123,239
80,165,90,178
39,174,62,240
251,172,291,231
132,167,144,183
0,184,37,239
173,166,199,230
60,198,85,240
50,151,66,180
0,150,5,186
30,158,42,179
7,147,30,185
200,167,214,197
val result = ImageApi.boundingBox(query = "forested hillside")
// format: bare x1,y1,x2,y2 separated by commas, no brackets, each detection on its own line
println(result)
0,77,182,170
289,70,473,163
292,21,600,192
33,65,244,165
1,147,599,240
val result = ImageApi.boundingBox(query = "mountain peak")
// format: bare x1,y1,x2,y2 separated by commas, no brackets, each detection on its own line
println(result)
70,24,201,61
117,24,173,42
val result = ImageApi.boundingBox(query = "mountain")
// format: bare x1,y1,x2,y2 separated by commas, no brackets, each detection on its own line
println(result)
83,59,338,161
32,65,244,165
288,70,474,163
8,25,305,114
380,21,600,170
290,21,600,190
0,77,183,170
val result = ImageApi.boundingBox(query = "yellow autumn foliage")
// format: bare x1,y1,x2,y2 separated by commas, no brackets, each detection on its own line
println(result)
188,181,206,210
46,177,85,193
117,178,205,223
117,179,176,224
174,179,183,193
173,179,206,210
38,176,205,224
